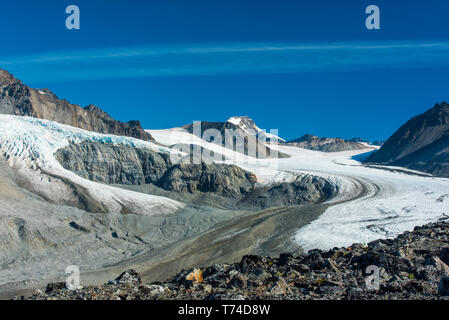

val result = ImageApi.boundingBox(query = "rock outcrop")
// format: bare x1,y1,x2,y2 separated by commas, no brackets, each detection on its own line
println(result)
157,162,257,198
239,175,336,208
368,102,449,177
27,220,449,300
240,175,336,208
286,134,368,152
55,142,171,185
0,69,153,141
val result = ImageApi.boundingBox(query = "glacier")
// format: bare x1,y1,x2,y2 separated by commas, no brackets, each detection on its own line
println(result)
149,126,449,251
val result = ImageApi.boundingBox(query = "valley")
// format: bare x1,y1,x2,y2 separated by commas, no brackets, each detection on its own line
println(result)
1,69,449,300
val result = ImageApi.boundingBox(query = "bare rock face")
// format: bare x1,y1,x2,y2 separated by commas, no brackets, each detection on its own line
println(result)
157,162,258,198
115,269,142,285
368,102,449,177
240,175,336,208
55,142,171,185
0,69,153,141
286,134,368,152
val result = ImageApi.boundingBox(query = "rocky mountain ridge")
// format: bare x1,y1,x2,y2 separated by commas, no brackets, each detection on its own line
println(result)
0,69,153,141
368,102,449,177
286,134,369,152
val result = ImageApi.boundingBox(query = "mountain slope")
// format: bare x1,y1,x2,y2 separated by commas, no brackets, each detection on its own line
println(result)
368,102,449,177
181,118,289,159
286,134,369,152
0,69,153,141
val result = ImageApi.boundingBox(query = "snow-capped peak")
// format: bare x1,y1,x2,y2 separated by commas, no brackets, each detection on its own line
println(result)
227,116,285,143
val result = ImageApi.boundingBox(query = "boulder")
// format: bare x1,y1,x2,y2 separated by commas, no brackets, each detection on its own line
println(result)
115,269,142,285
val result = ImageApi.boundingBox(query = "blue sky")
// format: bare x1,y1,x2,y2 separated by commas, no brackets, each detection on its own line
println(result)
1,0,449,141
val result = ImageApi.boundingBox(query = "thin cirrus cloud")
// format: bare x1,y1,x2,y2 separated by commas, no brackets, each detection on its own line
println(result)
1,41,449,83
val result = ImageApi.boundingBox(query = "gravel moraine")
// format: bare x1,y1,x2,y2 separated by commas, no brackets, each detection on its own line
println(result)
25,220,449,300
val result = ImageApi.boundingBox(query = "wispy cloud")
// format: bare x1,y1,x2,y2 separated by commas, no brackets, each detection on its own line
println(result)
2,41,449,83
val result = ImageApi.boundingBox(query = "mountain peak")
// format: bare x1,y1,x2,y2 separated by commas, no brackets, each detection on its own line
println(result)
0,69,18,85
290,134,317,143
432,101,449,115
227,116,285,142
84,104,110,117
436,101,449,107
227,116,256,131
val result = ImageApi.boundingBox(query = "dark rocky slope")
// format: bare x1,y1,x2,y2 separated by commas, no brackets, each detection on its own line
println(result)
286,134,368,152
238,176,336,209
0,69,153,141
368,102,449,177
27,220,449,300
158,162,257,198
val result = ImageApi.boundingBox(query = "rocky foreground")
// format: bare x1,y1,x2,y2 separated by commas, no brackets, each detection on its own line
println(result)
25,220,449,300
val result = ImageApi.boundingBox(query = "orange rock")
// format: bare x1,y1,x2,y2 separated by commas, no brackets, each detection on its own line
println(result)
186,269,203,283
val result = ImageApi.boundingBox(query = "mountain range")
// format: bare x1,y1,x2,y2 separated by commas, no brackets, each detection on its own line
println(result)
1,68,448,177
285,134,369,152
